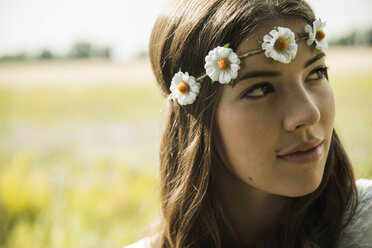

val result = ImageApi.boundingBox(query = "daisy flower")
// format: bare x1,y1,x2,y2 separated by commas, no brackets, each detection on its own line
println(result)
261,27,298,63
305,19,328,51
169,71,201,105
204,46,240,84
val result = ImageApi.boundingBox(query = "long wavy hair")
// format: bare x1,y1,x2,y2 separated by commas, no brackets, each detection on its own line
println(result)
149,0,358,247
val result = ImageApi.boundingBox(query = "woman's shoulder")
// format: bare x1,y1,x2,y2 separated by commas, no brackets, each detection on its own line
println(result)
339,178,372,248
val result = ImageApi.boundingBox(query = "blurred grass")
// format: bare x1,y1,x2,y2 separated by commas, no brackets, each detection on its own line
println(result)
0,85,165,125
0,54,371,248
0,83,165,248
332,73,372,178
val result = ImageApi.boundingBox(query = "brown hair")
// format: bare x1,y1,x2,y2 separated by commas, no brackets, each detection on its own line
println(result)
149,0,358,247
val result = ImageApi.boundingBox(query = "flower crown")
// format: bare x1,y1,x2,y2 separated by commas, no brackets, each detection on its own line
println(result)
170,19,328,106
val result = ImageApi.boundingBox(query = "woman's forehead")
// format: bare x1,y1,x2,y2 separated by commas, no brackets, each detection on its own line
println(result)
236,17,309,55
235,17,320,71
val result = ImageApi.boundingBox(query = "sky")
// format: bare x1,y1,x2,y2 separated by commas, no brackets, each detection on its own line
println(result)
0,0,371,61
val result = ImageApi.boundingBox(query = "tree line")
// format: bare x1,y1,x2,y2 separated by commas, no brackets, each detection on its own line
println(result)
1,28,371,63
0,41,111,62
329,28,372,46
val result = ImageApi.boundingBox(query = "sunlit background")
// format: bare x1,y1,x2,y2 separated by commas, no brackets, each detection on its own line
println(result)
0,0,371,247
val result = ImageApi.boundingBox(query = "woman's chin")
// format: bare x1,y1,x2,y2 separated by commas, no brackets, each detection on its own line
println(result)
282,178,323,197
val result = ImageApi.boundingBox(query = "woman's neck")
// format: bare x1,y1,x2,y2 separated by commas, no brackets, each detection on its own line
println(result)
212,163,293,247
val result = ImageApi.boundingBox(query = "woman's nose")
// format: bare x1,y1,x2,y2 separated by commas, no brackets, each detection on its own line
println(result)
282,86,321,131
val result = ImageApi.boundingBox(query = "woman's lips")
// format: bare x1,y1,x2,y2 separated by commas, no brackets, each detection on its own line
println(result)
277,142,323,164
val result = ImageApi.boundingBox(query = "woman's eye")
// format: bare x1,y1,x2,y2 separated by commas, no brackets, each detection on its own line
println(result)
306,66,329,81
242,83,274,99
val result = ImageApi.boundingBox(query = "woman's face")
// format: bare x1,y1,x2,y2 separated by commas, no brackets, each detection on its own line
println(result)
214,17,335,197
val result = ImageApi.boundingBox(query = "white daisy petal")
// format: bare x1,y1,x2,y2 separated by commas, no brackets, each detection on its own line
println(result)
314,19,322,29
218,72,225,84
189,91,197,99
211,54,218,61
178,97,186,105
224,72,232,84
263,34,272,43
305,18,328,51
269,29,278,38
264,49,271,58
216,47,225,58
204,61,214,68
204,46,241,84
230,63,240,71
282,53,292,63
261,26,297,63
221,48,231,58
309,31,316,41
210,70,220,81
228,52,237,60
267,50,276,60
273,53,282,63
228,53,240,64
206,67,217,76
191,85,200,93
205,55,213,62
261,42,270,50
277,27,285,35
230,57,240,65
182,74,189,82
169,71,201,106
289,50,297,59
320,21,326,29
323,42,328,50
316,40,328,51
230,70,238,79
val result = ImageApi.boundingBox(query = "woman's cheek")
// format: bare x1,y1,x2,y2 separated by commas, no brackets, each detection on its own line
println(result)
320,83,336,128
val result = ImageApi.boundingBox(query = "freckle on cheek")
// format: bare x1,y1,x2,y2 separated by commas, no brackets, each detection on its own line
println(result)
248,177,253,181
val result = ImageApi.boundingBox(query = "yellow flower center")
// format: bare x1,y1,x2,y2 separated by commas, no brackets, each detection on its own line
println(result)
316,30,326,42
217,58,230,70
177,82,190,95
274,38,288,52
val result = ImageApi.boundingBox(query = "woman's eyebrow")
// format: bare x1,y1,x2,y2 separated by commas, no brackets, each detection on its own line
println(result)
304,52,326,68
235,70,281,83
235,52,326,84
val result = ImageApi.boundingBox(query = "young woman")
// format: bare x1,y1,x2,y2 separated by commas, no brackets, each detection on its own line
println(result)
126,0,372,247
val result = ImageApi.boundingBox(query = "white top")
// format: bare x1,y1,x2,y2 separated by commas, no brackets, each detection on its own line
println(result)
339,178,372,247
124,237,153,248
125,179,372,248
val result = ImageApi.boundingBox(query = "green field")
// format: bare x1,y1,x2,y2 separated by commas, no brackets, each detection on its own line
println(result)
0,84,165,248
0,51,371,247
